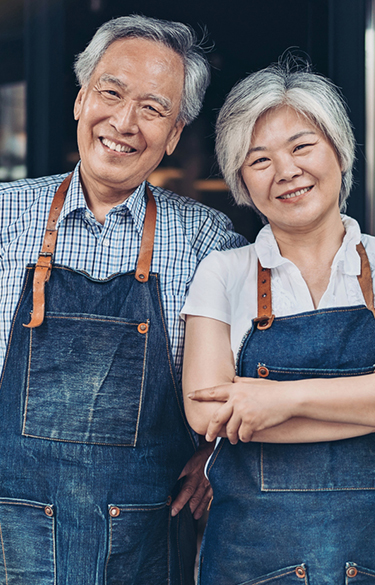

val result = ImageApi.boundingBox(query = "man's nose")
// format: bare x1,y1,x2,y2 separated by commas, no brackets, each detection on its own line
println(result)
110,101,139,134
274,156,302,182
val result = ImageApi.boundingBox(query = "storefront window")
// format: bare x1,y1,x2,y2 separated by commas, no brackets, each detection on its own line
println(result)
0,82,26,181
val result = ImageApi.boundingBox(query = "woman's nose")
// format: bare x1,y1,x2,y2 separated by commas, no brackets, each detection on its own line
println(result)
274,157,302,182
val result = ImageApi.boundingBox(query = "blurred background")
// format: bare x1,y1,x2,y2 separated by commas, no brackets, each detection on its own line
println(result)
0,0,373,241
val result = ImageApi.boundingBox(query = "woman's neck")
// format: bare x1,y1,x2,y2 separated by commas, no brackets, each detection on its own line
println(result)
271,214,346,308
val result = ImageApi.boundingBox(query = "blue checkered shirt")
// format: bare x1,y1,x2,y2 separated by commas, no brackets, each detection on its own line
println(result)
0,163,246,378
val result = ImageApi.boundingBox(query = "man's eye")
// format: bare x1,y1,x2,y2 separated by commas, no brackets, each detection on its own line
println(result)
104,90,119,97
144,105,161,115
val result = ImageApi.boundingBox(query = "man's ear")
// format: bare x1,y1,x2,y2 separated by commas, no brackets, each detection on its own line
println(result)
165,120,185,156
73,87,86,120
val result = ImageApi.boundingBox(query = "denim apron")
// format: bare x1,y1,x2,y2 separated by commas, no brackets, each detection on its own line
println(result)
200,247,375,585
0,175,197,585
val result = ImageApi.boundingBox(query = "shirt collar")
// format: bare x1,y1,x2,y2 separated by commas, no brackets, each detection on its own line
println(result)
254,214,362,275
56,162,148,237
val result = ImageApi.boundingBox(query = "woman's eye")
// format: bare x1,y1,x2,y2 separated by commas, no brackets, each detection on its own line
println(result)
294,143,313,152
251,157,269,165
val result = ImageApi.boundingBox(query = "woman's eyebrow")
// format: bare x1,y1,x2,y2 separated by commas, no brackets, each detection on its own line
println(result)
247,130,317,156
288,130,317,142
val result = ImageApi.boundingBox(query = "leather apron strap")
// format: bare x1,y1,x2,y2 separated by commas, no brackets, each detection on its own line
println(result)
24,177,157,328
255,241,375,330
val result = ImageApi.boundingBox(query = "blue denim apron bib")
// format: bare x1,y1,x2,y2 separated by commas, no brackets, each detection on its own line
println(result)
200,250,375,585
0,175,197,585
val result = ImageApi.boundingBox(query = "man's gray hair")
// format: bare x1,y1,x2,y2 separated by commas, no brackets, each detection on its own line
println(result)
74,14,210,126
215,59,356,220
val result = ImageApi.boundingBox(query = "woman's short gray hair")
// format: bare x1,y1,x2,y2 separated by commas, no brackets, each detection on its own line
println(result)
74,14,210,126
215,59,356,218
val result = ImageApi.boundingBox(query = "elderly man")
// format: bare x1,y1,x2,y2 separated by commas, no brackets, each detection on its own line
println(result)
0,15,245,585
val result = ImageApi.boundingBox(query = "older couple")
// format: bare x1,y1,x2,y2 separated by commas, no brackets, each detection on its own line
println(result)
0,11,373,585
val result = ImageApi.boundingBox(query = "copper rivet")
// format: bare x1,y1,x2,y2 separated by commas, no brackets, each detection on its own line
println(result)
166,496,172,506
347,567,358,578
138,323,148,334
295,566,306,578
139,274,145,280
44,506,53,517
109,506,120,518
258,366,269,378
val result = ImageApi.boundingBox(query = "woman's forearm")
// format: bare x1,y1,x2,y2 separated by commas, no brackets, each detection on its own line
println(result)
251,417,375,443
290,374,375,427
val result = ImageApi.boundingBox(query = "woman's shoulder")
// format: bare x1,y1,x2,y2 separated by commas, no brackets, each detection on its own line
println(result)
200,243,257,272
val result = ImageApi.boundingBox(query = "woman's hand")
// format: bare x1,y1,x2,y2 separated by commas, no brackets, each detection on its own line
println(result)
188,376,295,443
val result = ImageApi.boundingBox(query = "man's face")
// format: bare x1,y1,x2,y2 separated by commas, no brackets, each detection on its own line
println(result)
74,37,185,200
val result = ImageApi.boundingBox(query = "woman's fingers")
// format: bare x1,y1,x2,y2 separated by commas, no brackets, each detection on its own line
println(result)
187,385,230,402
206,402,234,442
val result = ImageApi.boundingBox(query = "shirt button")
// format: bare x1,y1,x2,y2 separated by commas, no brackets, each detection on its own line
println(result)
102,239,110,247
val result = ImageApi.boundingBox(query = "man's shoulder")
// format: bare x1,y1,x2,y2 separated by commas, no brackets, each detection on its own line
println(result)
0,172,68,194
149,184,232,225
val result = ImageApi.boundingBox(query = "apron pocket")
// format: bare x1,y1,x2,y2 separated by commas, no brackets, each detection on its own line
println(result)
261,434,375,491
257,363,375,491
0,498,55,585
236,563,309,585
345,563,375,583
105,498,171,585
23,313,149,446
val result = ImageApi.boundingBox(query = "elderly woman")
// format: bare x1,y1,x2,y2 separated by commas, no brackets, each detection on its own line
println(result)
182,62,375,585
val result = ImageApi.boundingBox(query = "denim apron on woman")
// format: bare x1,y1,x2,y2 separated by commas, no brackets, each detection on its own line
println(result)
200,246,375,585
0,175,197,585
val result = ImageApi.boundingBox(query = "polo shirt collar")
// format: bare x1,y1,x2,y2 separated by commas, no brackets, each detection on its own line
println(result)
255,214,362,276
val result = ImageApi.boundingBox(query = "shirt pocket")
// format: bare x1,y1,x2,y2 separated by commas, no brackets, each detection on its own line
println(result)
22,312,150,446
105,498,171,585
0,498,56,585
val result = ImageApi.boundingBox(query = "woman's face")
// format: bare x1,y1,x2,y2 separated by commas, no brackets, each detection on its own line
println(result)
241,105,343,234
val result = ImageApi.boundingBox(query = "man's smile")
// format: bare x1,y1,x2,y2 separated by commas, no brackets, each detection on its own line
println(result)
100,137,136,153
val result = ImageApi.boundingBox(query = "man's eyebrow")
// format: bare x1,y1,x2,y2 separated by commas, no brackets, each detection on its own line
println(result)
98,75,172,111
99,74,127,90
247,130,317,156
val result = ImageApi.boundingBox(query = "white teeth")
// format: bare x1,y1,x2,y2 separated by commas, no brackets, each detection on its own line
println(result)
280,186,312,199
101,138,133,153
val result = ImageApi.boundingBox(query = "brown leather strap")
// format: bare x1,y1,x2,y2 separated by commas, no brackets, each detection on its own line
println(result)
135,185,157,282
254,242,375,330
254,261,275,330
24,178,157,328
356,242,375,317
23,173,73,328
